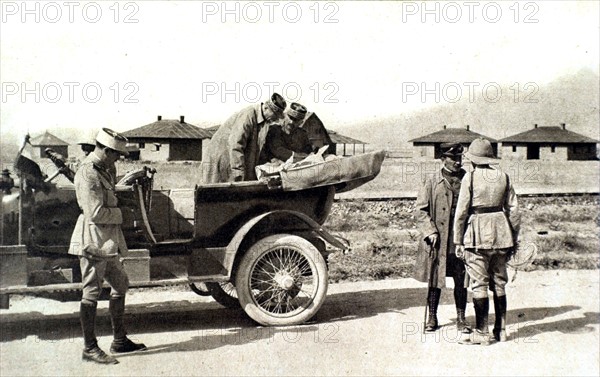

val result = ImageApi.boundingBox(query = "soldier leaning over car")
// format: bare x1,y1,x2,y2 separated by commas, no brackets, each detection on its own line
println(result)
68,128,146,364
202,93,286,183
259,102,314,165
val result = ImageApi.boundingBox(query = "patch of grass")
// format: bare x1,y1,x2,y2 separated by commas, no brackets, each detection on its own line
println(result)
532,255,599,270
535,232,589,253
327,230,418,283
530,231,599,269
327,200,416,232
532,205,599,224
325,197,599,282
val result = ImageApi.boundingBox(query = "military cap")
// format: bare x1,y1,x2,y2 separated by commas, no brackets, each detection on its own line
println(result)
465,138,499,165
441,143,464,157
78,131,98,147
286,102,308,121
266,93,286,113
96,128,129,156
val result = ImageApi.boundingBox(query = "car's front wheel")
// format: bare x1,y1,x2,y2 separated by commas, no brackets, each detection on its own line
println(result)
235,234,328,326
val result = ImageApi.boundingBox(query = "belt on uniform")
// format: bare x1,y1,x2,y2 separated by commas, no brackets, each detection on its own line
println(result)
470,206,503,214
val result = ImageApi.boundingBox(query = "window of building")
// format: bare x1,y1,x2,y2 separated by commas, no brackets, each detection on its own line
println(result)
154,143,161,151
512,145,517,153
139,142,145,148
551,145,556,153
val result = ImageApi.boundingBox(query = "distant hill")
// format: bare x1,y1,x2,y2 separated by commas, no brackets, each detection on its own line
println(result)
340,68,600,152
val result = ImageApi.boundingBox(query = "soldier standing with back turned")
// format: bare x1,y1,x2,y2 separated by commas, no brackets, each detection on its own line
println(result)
454,138,520,345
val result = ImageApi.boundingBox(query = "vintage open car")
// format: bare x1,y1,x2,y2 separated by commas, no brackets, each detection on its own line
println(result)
0,149,385,326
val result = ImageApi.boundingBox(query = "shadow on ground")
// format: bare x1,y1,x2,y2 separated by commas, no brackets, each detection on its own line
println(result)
1,287,597,352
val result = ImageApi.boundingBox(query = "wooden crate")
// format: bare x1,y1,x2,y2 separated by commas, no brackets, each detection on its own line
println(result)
121,249,150,283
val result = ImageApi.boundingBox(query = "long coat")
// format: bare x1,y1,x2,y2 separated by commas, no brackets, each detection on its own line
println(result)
202,104,268,183
68,153,128,257
453,166,520,249
413,170,468,288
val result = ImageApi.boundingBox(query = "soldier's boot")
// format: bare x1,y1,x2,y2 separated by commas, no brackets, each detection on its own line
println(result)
80,301,119,364
425,288,441,332
454,286,472,334
493,294,508,342
459,298,490,346
109,296,147,354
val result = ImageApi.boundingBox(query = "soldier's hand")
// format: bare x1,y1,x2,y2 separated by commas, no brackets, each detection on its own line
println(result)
507,242,518,261
456,245,465,261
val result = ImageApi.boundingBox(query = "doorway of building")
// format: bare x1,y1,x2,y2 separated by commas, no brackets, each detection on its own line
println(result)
527,145,540,159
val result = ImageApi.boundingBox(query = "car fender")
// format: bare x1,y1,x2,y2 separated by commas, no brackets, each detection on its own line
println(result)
222,210,347,277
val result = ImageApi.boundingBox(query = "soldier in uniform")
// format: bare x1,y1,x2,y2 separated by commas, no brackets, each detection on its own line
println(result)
259,102,314,164
454,138,520,345
69,128,146,364
78,139,96,157
0,169,14,194
413,143,471,333
202,93,286,183
68,133,101,173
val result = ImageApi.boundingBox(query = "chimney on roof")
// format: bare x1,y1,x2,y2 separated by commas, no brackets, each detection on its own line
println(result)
466,125,470,131
561,123,566,130
534,123,538,128
443,125,447,130
157,115,162,121
180,116,185,123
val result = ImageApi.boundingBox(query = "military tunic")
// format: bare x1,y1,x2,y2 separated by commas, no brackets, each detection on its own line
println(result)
453,166,520,298
68,152,129,302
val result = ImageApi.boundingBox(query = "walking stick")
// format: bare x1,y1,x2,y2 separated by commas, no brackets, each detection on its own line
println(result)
423,243,438,334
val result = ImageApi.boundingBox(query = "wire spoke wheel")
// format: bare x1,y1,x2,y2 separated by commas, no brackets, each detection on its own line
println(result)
250,247,315,313
236,234,328,326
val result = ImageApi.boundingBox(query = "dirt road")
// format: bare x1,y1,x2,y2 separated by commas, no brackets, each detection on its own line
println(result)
1,270,598,376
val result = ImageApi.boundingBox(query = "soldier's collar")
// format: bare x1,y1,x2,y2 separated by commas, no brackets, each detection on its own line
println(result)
257,103,266,124
436,168,465,183
89,151,111,172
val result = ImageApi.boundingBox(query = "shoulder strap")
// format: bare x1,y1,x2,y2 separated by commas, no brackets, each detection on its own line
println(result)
503,171,510,210
469,169,474,207
470,169,474,194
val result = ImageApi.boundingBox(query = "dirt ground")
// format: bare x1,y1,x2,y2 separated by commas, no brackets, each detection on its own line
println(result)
1,270,598,376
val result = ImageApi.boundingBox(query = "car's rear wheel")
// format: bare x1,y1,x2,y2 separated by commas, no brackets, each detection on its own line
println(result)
235,234,328,326
206,282,240,309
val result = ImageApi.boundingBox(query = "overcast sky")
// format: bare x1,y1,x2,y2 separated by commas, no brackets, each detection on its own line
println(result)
1,1,598,140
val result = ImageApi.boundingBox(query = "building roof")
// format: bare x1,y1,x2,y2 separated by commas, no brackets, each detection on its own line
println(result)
29,131,69,146
123,116,212,140
409,127,497,144
327,130,366,144
203,125,221,138
500,126,599,144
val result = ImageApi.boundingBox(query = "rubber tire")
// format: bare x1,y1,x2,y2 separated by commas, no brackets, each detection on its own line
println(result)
206,282,241,309
235,234,328,326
